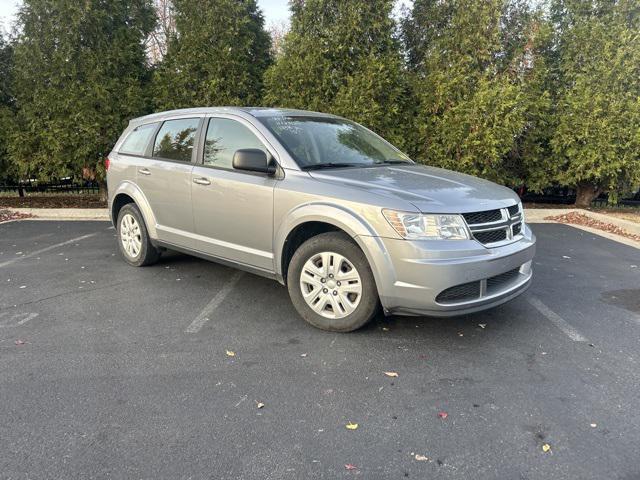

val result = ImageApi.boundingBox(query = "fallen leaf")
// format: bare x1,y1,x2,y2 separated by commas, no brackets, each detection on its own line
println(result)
478,323,486,329
415,454,428,461
437,411,448,419
345,464,357,470
256,401,265,409
542,443,551,453
384,371,399,378
226,350,236,357
345,422,358,430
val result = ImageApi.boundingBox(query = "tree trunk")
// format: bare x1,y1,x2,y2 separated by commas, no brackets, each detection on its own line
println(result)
574,182,601,208
98,180,108,204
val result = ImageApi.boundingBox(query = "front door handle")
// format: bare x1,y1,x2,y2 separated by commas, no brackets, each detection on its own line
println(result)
193,177,211,186
138,168,151,176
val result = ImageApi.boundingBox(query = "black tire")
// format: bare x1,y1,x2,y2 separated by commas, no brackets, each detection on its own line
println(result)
287,232,379,332
116,203,160,267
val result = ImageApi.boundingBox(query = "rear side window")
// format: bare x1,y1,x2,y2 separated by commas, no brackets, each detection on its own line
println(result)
119,123,158,156
204,118,267,169
153,118,200,162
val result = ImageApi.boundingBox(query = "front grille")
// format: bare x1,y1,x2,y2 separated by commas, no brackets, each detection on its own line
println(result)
463,205,522,246
486,268,520,294
462,209,502,225
436,281,480,303
513,223,522,236
473,229,507,244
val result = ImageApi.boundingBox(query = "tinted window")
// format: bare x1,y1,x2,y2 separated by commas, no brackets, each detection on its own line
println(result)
153,118,200,162
119,123,157,156
204,118,267,169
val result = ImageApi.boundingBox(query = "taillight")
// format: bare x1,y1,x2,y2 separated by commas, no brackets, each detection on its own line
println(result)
105,157,111,171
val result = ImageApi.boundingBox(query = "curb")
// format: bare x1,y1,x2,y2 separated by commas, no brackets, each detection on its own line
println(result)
5,207,109,221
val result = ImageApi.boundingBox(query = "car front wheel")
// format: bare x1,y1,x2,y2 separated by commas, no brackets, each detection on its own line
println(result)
116,203,160,267
287,232,379,332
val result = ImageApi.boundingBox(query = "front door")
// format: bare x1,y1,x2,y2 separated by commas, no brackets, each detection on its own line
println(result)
190,116,277,272
136,117,201,247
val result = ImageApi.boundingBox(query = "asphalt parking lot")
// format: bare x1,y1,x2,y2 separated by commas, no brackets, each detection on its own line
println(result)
1,220,639,479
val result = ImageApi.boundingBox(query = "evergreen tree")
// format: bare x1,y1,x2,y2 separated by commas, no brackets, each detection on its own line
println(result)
9,0,155,195
153,0,271,109
264,0,412,150
404,0,528,185
0,34,14,181
550,0,640,206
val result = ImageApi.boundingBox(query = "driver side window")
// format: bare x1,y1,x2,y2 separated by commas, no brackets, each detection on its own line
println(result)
204,118,268,169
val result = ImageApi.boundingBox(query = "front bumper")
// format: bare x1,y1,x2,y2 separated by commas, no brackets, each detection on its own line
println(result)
358,224,536,317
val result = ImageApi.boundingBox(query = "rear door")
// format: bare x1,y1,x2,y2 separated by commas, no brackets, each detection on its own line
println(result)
136,117,203,248
190,115,279,272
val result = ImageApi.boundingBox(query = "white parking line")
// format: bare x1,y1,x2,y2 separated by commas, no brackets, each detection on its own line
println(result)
185,271,245,334
527,296,588,342
0,233,99,268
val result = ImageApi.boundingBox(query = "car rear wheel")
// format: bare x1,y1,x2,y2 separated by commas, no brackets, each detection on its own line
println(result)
287,232,379,332
117,203,160,267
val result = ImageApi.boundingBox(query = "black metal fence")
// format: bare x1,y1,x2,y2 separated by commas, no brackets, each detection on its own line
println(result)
521,187,640,208
0,181,100,196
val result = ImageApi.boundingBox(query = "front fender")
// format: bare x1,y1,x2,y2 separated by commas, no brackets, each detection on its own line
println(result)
274,202,395,296
109,181,159,239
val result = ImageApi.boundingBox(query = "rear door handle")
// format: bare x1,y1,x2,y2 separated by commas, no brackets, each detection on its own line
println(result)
193,177,211,186
138,168,151,176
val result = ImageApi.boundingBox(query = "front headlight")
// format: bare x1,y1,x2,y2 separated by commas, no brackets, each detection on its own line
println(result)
382,210,470,240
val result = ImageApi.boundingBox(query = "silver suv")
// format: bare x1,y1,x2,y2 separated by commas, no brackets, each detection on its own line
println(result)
107,108,536,332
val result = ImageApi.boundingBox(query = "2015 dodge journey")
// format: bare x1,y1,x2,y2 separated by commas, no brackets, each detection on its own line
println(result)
107,107,536,332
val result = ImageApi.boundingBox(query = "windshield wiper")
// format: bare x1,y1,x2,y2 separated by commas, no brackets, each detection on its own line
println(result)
303,162,364,170
376,160,411,165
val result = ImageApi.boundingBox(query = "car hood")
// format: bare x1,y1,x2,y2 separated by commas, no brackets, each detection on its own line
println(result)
309,164,520,213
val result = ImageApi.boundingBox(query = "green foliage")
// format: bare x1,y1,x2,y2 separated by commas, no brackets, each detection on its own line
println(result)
9,0,155,182
0,34,14,181
550,0,640,202
264,0,412,150
153,0,272,110
405,0,530,185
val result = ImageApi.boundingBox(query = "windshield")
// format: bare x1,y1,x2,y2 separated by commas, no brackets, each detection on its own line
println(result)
258,115,412,169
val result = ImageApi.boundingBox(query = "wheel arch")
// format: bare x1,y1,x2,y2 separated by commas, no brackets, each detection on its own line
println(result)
275,203,390,293
109,182,158,239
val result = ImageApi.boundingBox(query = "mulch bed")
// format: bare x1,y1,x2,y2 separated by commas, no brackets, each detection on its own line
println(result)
0,209,35,223
0,195,106,209
545,211,640,242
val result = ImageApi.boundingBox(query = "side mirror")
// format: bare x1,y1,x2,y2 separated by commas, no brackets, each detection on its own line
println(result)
232,149,276,175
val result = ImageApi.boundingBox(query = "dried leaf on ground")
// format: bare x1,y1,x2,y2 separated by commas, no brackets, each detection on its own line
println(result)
345,422,358,430
546,212,640,242
0,209,34,223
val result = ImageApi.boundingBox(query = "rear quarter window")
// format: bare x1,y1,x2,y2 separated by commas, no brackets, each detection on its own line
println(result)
119,123,158,156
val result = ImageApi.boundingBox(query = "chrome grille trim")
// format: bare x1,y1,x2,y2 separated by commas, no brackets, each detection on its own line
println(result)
463,204,524,247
